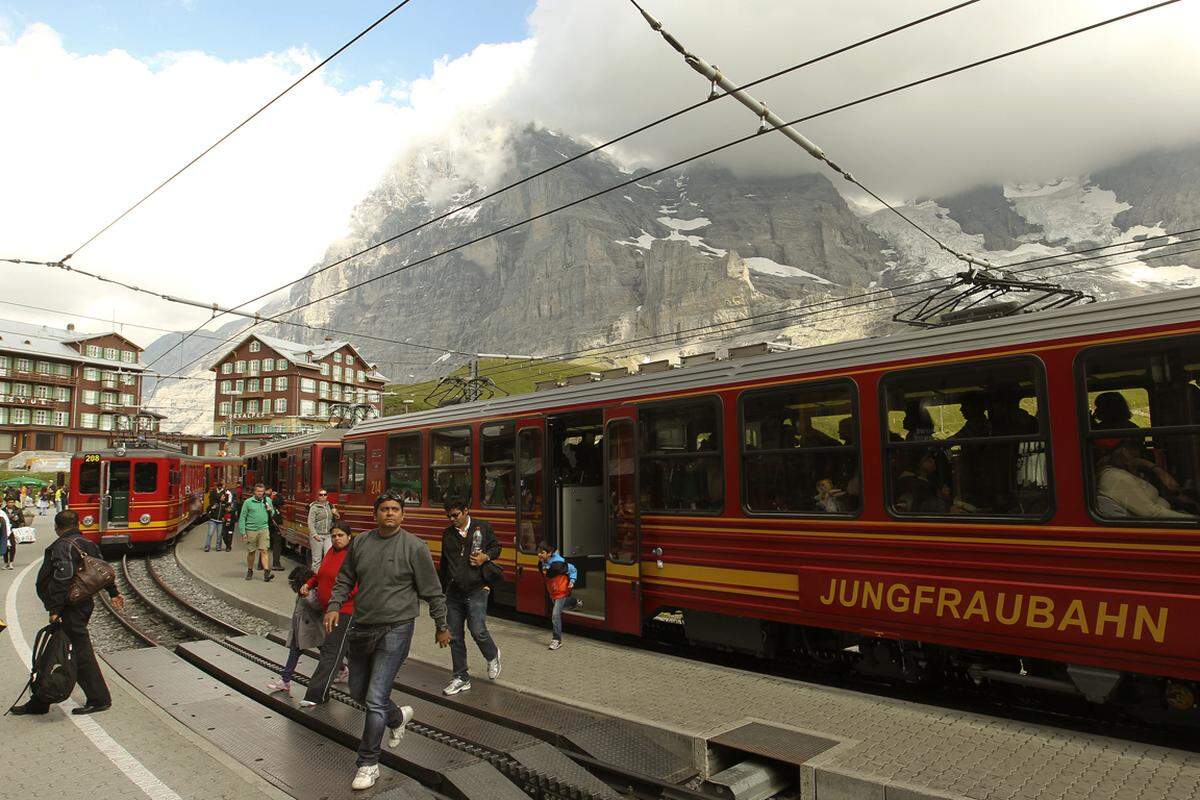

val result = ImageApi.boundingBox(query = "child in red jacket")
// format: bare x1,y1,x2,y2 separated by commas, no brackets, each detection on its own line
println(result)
537,541,580,650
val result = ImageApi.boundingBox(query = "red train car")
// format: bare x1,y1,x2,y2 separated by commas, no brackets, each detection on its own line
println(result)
242,429,345,557
331,287,1200,715
70,445,241,551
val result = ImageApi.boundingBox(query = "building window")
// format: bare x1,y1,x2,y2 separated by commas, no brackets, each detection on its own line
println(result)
430,427,471,505
55,387,70,402
235,379,244,393
247,378,260,393
12,383,30,397
101,371,117,389
318,401,328,417
220,380,231,394
882,358,1050,518
57,363,71,377
276,377,288,391
85,345,100,358
334,353,342,364
121,393,134,406
122,350,136,363
52,411,68,427
480,423,515,508
235,360,245,373
247,359,260,376
33,385,49,399
33,409,49,425
640,398,724,513
331,384,342,401
83,367,99,381
103,347,118,361
277,359,289,370
320,362,330,376
301,378,316,393
15,358,32,372
82,389,98,405
36,361,51,374
234,400,244,414
121,373,136,385
300,400,316,417
347,355,355,367
1081,336,1200,522
0,355,8,373
222,363,233,375
249,340,261,353
319,381,329,398
11,408,29,425
342,442,366,492
0,408,7,424
81,413,98,429
262,357,274,372
99,414,115,431
219,401,230,415
247,399,259,415
741,382,860,515
357,370,365,383
275,398,286,413
263,377,272,393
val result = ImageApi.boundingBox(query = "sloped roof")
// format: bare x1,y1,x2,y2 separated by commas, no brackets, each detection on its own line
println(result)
208,333,389,382
0,318,147,370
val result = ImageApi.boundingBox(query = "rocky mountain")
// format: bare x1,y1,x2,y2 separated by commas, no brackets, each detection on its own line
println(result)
146,128,1200,433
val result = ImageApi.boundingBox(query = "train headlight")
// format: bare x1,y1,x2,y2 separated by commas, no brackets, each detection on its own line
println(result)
139,514,151,524
82,515,94,527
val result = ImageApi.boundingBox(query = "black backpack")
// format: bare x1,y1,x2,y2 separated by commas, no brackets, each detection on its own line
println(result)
7,622,77,712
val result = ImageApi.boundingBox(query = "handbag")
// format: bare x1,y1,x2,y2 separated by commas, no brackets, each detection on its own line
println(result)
66,539,116,605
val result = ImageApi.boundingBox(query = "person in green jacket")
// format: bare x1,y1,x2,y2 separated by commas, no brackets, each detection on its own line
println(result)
237,483,274,582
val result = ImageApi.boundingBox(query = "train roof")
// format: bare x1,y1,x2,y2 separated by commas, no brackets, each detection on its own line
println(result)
243,428,346,458
348,285,1200,435
72,447,242,462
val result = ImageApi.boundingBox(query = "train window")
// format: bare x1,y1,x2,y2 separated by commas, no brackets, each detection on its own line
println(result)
299,447,311,494
134,463,158,493
741,381,860,515
430,427,471,505
480,423,515,508
516,428,544,553
882,359,1050,518
79,461,100,494
387,434,422,505
320,448,340,492
342,442,366,493
1081,337,1200,522
639,398,723,513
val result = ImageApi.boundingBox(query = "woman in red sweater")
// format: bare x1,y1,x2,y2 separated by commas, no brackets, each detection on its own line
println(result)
300,522,356,706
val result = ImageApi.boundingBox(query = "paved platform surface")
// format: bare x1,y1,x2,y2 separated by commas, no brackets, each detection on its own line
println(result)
0,516,288,800
178,523,1200,800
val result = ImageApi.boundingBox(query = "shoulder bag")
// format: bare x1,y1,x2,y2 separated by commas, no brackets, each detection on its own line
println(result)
66,539,116,605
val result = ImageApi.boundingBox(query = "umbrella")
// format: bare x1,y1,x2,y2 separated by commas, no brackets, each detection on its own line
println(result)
0,476,50,488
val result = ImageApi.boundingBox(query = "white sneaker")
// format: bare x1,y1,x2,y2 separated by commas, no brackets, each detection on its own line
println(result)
387,705,414,747
487,649,501,680
334,666,349,684
443,677,471,695
351,764,379,790
299,700,317,708
548,639,562,651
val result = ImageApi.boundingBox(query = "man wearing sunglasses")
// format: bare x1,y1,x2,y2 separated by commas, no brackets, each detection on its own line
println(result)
438,497,502,695
307,487,340,570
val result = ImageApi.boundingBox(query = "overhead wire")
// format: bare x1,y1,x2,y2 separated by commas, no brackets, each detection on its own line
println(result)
59,0,417,264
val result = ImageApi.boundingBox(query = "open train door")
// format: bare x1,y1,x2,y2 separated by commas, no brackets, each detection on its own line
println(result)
514,417,548,615
604,410,642,635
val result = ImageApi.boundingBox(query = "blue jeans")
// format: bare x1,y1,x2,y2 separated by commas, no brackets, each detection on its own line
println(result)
204,519,223,550
551,596,579,640
281,643,302,684
446,587,498,680
347,621,413,767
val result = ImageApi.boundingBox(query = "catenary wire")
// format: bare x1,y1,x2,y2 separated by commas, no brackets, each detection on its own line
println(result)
60,0,417,264
141,0,984,372
11,0,1181,387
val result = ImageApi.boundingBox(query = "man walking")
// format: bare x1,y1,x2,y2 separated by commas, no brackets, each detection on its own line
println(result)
306,487,338,571
204,483,225,552
325,491,450,791
237,483,274,582
11,510,125,716
438,497,501,695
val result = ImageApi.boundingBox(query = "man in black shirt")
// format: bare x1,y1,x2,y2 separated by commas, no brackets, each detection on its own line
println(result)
437,498,501,695
12,510,125,715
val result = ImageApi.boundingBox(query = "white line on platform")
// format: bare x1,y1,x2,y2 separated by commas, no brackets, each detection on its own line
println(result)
6,558,184,800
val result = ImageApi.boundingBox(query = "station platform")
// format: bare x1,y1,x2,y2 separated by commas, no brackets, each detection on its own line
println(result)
0,515,289,800
177,523,1200,800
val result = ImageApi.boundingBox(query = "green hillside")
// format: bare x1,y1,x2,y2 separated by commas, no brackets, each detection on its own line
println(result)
383,357,614,415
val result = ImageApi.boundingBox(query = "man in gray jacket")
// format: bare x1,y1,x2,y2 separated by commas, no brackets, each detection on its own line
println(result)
306,488,339,570
325,491,451,791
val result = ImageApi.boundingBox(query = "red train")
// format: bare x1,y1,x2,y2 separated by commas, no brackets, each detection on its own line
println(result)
242,429,346,553
70,446,241,551
243,288,1200,717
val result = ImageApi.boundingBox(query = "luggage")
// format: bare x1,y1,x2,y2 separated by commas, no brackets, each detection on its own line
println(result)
66,540,116,605
7,622,77,712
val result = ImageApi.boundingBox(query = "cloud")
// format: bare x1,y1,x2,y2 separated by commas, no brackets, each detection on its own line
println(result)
500,0,1200,201
0,23,531,341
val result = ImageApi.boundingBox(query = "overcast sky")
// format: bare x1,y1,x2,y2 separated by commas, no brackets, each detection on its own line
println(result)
1,0,1197,346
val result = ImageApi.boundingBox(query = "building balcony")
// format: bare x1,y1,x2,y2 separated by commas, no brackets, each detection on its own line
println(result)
0,367,76,386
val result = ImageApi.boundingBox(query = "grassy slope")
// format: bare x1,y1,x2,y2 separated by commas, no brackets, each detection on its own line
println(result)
383,358,611,415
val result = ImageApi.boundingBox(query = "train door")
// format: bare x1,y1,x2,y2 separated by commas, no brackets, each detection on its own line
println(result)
514,419,547,615
102,459,131,529
604,412,641,635
548,411,607,621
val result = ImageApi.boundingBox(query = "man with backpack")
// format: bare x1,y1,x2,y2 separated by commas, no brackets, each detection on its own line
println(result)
11,510,125,716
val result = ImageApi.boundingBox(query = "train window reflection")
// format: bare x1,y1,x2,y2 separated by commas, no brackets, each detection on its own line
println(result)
639,398,722,513
741,382,859,515
1082,337,1200,522
134,462,158,493
430,427,472,505
342,442,366,493
387,434,421,505
882,359,1050,517
79,462,100,495
480,423,515,508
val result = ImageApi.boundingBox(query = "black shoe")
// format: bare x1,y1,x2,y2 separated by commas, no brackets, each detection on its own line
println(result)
272,565,284,571
9,703,49,715
72,702,111,715
203,546,210,552
264,571,274,582
245,569,253,580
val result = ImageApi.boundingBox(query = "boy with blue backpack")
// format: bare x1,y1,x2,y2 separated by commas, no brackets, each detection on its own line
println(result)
536,541,581,650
